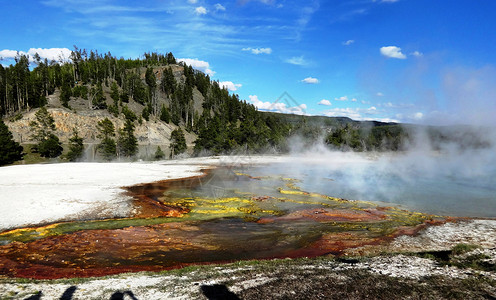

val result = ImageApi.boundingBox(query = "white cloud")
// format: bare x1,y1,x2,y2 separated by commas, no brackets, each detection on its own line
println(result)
342,39,354,46
28,48,72,61
322,106,397,122
0,48,72,63
285,56,308,66
195,6,207,15
178,58,215,76
395,112,425,123
334,96,348,101
351,98,357,102
188,0,198,4
380,101,414,109
381,0,399,2
373,117,399,123
413,112,424,120
219,81,242,91
249,95,307,115
0,49,20,59
215,3,226,11
323,108,362,119
411,51,423,57
380,46,407,59
318,99,331,106
242,47,272,55
376,92,384,96
301,77,319,84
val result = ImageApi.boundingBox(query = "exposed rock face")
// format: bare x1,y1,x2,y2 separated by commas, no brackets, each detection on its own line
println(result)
5,107,197,158
4,64,202,158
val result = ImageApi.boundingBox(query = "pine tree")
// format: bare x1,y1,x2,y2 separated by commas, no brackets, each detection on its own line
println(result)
154,146,165,160
66,128,84,161
169,128,187,158
96,117,116,160
117,119,138,157
91,83,107,109
108,81,120,116
30,107,55,142
30,107,63,158
37,133,63,158
0,120,23,165
121,105,137,122
160,105,170,123
120,91,129,103
110,81,120,103
60,83,72,108
59,72,73,109
145,67,156,90
142,104,151,121
160,67,176,97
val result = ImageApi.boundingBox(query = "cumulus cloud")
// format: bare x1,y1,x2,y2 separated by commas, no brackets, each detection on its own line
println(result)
380,46,407,59
351,98,357,102
318,99,331,106
195,6,207,15
376,92,384,96
411,51,423,57
342,39,355,46
323,108,362,119
334,96,348,101
0,49,19,59
178,58,215,76
301,77,319,84
249,95,307,115
413,112,424,120
188,0,198,4
29,48,72,61
242,47,272,55
380,101,414,109
285,56,308,66
395,112,425,123
322,106,397,122
215,3,226,11
0,48,72,63
219,81,242,91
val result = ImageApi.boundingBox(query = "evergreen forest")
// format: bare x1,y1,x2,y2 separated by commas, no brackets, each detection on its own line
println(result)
1,48,486,165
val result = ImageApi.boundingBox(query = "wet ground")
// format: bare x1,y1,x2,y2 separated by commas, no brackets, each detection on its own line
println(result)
0,166,445,279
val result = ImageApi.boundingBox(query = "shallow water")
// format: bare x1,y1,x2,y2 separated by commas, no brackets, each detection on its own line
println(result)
249,154,496,218
0,163,435,279
3,152,492,279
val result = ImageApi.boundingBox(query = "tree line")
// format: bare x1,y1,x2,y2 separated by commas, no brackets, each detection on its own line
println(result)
0,47,293,164
2,47,432,166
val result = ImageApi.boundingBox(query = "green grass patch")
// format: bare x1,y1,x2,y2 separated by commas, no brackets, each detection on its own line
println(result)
451,243,480,255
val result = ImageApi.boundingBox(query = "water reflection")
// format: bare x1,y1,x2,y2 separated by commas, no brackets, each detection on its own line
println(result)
0,165,438,279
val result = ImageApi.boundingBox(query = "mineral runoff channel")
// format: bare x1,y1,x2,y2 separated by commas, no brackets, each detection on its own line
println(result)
0,159,456,280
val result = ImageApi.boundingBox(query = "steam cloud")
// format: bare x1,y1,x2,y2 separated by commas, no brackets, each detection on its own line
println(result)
278,68,496,217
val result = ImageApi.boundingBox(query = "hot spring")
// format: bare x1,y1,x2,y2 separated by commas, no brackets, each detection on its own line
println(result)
246,151,496,218
0,152,494,279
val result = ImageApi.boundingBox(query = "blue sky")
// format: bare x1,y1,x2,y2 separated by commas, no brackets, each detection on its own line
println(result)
1,0,496,124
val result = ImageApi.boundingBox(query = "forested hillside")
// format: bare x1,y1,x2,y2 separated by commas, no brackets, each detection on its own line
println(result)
0,48,292,163
1,48,487,165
